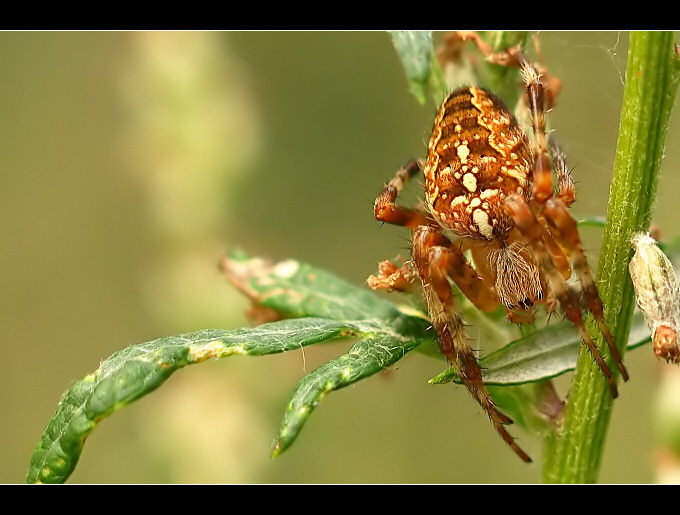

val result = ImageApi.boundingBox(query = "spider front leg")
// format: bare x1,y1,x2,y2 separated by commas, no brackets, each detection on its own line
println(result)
505,194,621,398
374,160,435,229
369,160,439,291
412,226,531,463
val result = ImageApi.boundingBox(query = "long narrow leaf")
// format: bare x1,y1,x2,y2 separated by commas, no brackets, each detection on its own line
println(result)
429,312,652,386
27,317,357,484
272,331,426,457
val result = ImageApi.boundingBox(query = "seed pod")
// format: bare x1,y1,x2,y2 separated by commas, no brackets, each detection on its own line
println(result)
629,233,680,364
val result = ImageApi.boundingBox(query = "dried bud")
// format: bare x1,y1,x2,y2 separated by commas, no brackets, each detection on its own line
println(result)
629,233,680,364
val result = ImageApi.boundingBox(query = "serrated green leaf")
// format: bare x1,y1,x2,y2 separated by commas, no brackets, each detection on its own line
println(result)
429,311,652,386
272,331,426,457
27,317,358,484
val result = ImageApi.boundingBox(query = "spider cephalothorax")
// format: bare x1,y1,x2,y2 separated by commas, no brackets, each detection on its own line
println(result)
368,40,628,462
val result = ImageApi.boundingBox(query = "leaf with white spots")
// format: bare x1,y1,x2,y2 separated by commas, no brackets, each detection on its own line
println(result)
219,249,425,335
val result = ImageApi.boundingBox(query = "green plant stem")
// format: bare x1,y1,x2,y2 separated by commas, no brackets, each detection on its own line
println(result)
543,31,680,483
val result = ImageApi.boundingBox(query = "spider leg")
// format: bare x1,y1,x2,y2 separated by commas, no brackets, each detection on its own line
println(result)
374,160,436,229
515,53,553,204
509,52,626,392
412,226,531,462
531,33,562,110
549,138,576,206
543,198,629,381
370,160,439,289
505,194,620,398
442,31,521,68
434,237,500,313
440,31,562,112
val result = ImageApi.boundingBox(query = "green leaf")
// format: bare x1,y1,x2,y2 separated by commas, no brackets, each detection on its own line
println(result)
389,31,529,108
27,317,359,484
474,31,528,108
219,250,431,338
28,238,664,483
577,216,607,228
487,382,558,436
389,31,433,104
272,331,426,457
429,312,652,386
30,251,435,484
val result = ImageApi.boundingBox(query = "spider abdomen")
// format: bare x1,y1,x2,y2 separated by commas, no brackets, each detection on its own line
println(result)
424,86,533,241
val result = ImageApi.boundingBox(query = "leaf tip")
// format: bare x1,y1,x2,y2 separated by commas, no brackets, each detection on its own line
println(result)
428,369,455,385
389,30,434,105
410,83,428,105
271,439,284,458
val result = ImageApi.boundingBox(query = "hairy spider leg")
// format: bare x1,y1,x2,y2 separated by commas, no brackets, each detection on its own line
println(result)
505,194,619,398
424,232,500,313
511,51,626,393
443,31,520,68
549,139,576,206
412,226,531,463
543,198,629,381
374,160,435,229
516,52,553,204
444,31,562,113
531,33,562,111
370,164,530,461
370,160,440,291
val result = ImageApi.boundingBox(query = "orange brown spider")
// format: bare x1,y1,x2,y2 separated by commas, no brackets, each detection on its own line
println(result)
368,42,628,462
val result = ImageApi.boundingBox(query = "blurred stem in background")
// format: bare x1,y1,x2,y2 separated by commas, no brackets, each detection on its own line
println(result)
117,31,266,483
118,31,261,332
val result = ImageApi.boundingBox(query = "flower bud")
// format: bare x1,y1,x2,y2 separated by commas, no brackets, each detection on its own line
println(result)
629,233,680,363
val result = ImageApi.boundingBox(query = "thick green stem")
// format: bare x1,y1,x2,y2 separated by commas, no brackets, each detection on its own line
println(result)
543,32,680,483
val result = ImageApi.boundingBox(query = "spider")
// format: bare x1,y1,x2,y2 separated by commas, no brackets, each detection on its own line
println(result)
368,37,629,462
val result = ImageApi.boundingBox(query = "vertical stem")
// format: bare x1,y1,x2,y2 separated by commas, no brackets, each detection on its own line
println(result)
543,32,680,483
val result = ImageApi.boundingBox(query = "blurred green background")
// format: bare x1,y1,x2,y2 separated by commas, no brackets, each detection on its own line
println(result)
3,31,680,483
